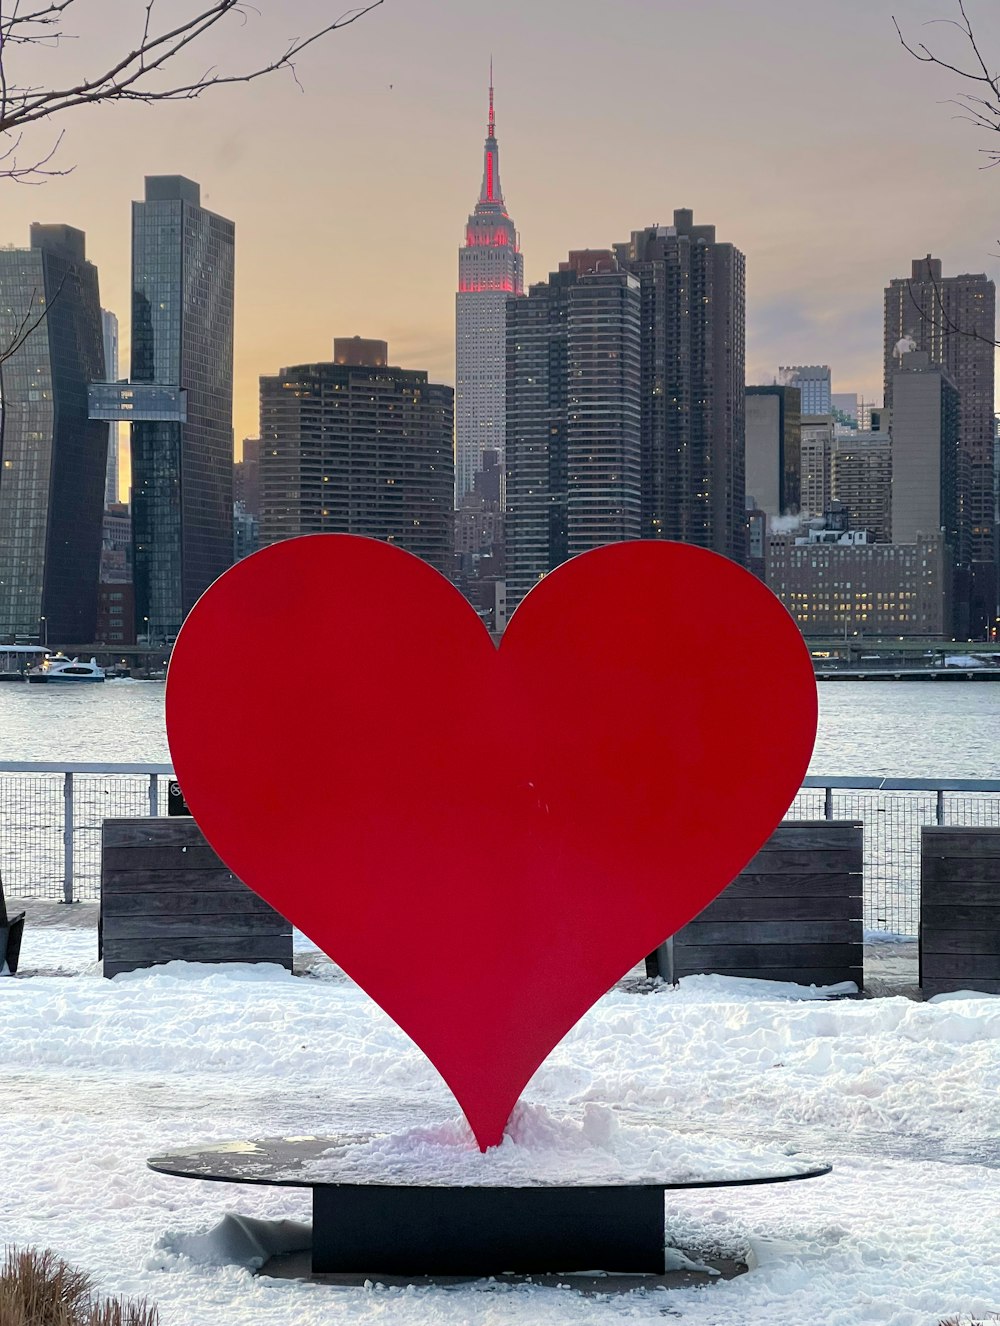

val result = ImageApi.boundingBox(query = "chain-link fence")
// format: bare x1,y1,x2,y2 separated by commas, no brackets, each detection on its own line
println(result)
0,764,172,903
2,764,1000,934
790,781,1000,935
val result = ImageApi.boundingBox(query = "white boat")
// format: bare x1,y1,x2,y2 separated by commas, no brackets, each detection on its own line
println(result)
25,654,106,684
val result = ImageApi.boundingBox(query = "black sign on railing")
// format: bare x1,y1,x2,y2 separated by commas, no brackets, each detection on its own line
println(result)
167,780,192,817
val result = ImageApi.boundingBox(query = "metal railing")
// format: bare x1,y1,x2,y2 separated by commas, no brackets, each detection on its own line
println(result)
2,763,999,935
0,763,172,904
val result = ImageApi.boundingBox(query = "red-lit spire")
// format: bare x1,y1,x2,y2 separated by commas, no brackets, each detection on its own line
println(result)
478,64,504,209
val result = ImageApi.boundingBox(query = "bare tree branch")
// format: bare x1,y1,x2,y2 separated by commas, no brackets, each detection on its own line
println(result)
0,0,383,181
906,263,1000,350
894,1,1000,166
895,2,1000,351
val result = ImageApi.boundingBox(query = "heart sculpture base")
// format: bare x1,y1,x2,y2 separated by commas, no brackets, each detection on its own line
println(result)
147,1137,831,1278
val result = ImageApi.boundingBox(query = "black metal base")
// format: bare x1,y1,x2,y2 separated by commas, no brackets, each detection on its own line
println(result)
312,1184,666,1276
147,1134,831,1280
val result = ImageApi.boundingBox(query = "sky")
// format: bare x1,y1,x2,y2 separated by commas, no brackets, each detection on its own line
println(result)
3,0,1000,487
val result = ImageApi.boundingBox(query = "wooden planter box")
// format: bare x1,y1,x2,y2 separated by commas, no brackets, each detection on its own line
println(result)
648,820,864,988
100,818,293,978
921,826,1000,997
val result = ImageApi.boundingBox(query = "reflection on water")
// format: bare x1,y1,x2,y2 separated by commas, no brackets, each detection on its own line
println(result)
0,681,170,764
811,683,1000,779
1,679,999,778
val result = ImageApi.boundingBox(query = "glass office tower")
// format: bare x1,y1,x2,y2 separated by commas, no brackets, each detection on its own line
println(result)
130,176,235,643
0,225,106,643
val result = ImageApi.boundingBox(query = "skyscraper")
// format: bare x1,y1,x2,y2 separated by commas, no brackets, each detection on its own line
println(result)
745,385,802,518
505,252,642,612
613,210,747,563
884,256,996,633
800,416,834,519
234,438,262,520
0,225,107,643
101,309,120,506
455,72,523,505
777,365,832,416
130,176,235,644
890,351,961,560
259,337,454,577
831,430,892,542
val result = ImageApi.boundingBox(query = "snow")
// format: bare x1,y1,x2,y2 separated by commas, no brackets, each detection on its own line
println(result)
295,1102,824,1186
2,935,1000,1325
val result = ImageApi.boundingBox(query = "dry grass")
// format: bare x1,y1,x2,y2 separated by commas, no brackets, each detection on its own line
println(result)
0,1249,158,1326
939,1316,1000,1325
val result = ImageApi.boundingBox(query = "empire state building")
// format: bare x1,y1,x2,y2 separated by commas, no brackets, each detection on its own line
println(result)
455,73,523,504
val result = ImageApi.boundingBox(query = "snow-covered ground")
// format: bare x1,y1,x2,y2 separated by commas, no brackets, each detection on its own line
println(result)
2,930,999,1325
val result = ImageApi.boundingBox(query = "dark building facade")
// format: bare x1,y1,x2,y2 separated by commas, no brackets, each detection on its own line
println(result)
884,257,996,634
130,176,235,644
766,528,952,639
0,225,106,643
613,210,747,564
830,431,893,543
745,384,801,518
890,351,962,566
259,338,454,577
100,501,133,584
234,438,261,519
505,252,642,612
95,582,135,646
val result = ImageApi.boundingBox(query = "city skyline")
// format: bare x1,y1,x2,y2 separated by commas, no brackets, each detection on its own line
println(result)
1,0,998,493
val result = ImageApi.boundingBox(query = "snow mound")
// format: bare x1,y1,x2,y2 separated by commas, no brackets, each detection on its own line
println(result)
162,1215,310,1271
303,1102,823,1186
666,972,858,1002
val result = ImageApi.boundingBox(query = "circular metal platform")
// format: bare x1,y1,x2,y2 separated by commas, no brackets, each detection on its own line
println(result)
148,1135,831,1277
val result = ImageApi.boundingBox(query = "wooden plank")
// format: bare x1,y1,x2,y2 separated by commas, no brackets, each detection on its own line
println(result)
919,953,1000,979
921,829,1000,859
102,935,293,964
678,920,862,946
101,889,277,918
674,965,862,987
103,818,212,848
734,850,862,876
920,929,1000,956
673,943,861,971
920,880,1000,906
691,893,862,921
922,857,1000,887
720,872,862,899
922,978,1000,997
753,822,863,853
102,845,230,872
102,868,242,893
102,914,292,941
922,902,1000,928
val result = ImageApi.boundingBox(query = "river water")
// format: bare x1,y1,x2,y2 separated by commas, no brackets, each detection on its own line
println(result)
0,679,999,777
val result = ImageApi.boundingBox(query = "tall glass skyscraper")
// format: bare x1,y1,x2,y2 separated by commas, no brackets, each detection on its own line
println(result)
455,73,523,505
130,176,235,644
0,225,107,643
101,309,120,506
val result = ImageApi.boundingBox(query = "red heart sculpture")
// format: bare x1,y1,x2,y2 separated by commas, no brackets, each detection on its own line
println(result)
166,537,816,1149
